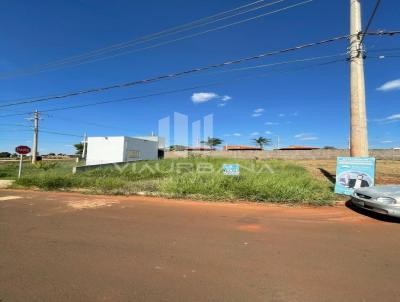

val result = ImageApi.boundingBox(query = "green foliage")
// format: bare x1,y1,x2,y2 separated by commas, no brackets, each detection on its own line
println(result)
33,161,60,170
0,152,11,158
169,145,186,151
2,158,336,205
201,137,223,149
252,137,271,149
74,143,84,155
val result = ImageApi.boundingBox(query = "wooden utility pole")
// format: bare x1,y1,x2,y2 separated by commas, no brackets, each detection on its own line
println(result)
349,0,369,157
31,110,39,163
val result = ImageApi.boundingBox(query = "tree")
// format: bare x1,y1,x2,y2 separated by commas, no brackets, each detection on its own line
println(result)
201,137,223,149
252,137,271,149
169,145,186,151
0,152,11,158
323,146,336,150
74,143,84,156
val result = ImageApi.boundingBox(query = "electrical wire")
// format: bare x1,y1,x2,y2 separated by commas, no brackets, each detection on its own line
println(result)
0,0,290,79
39,129,83,138
47,115,135,131
0,55,347,118
211,52,348,74
31,0,313,73
368,47,400,53
0,32,355,108
360,0,382,46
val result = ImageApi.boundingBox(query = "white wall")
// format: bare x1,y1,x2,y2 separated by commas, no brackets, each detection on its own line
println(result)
86,136,159,166
135,136,165,149
86,137,125,165
124,137,158,161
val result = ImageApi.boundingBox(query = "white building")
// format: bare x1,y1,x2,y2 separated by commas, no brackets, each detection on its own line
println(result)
85,136,163,166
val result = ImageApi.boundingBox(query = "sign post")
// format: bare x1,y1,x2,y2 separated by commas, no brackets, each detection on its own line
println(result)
18,154,23,178
15,145,31,179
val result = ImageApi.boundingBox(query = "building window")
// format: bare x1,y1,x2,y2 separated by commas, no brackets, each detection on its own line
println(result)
127,150,140,158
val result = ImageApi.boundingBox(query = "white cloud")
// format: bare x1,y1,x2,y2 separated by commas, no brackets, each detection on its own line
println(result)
265,131,273,135
250,132,260,136
278,113,285,117
373,113,400,123
191,92,219,103
300,136,319,141
294,133,312,138
381,140,393,144
384,113,400,121
191,92,232,105
254,108,264,113
295,133,319,141
252,113,262,117
377,79,400,92
225,132,242,137
265,122,278,125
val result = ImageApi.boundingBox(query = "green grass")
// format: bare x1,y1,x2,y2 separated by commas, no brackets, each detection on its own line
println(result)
0,158,336,205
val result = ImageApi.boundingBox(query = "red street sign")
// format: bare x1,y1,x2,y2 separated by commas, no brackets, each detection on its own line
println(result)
15,145,31,155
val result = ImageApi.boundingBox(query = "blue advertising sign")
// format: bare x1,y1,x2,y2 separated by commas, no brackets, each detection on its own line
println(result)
223,164,240,176
334,157,376,195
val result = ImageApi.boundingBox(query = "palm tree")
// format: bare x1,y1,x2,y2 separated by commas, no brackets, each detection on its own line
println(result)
74,143,84,156
201,137,223,150
253,136,271,150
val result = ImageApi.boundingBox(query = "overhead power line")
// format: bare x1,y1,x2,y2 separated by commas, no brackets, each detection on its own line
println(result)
47,115,135,131
37,0,313,74
0,125,82,138
359,0,382,46
39,129,82,138
0,32,360,108
2,30,398,109
214,53,348,73
0,0,296,79
0,54,347,118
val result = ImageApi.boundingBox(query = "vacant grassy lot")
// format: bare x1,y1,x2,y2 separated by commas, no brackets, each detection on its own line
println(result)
293,159,400,185
0,158,336,205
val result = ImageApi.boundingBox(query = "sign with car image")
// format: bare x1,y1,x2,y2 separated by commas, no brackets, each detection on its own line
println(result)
334,157,375,196
223,164,240,176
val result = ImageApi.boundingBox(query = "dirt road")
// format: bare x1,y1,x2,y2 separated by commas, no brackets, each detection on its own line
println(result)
1,190,399,302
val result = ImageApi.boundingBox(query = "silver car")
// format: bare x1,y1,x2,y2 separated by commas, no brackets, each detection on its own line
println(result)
351,185,400,218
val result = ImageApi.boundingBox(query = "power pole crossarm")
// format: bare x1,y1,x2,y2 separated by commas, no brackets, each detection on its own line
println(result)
349,0,369,157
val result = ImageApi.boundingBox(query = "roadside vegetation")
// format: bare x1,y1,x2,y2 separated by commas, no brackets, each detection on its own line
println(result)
0,158,337,205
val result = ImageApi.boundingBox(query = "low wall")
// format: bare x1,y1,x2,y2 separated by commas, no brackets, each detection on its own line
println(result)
73,160,139,173
165,149,400,160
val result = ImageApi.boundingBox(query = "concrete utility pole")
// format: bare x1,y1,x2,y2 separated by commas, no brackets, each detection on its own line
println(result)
31,110,39,163
276,135,280,150
82,132,87,159
349,0,369,157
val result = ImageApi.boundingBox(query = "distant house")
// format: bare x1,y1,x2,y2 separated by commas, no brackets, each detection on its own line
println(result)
185,147,214,151
223,145,262,151
277,146,320,151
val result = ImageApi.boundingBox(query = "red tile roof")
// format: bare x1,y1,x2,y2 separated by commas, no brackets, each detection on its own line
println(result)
278,146,320,150
223,145,262,151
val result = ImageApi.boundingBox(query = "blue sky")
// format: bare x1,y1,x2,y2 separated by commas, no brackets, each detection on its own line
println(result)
0,0,399,153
